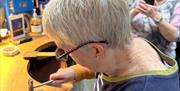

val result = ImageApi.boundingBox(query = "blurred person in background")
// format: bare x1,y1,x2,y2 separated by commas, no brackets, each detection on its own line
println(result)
130,0,180,59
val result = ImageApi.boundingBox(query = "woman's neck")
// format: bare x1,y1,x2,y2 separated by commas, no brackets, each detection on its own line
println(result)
104,38,167,77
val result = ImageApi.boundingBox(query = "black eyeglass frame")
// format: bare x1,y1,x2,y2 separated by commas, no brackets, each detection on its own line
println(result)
55,41,108,60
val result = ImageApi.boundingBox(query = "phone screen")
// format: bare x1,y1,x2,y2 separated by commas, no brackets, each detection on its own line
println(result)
144,0,154,5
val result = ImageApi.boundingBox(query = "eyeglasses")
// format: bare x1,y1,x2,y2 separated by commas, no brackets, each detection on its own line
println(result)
55,41,108,60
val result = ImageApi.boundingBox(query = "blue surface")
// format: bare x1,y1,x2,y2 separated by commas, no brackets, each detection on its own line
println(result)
2,0,33,29
0,0,2,8
12,0,33,14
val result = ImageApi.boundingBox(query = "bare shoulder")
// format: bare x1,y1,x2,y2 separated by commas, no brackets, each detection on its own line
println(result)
132,38,167,70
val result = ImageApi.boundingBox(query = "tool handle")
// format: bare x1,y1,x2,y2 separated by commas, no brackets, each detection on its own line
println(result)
28,79,34,91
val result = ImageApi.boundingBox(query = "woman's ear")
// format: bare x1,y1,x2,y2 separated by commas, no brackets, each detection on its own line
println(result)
88,43,105,59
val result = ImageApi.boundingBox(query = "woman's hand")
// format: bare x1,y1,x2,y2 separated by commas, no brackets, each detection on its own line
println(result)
49,68,75,86
130,0,145,17
137,0,161,21
136,0,179,41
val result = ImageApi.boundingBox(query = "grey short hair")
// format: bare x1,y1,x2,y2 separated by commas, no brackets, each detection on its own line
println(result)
43,0,132,48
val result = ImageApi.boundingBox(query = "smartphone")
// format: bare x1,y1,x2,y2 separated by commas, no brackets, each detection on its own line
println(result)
144,0,154,5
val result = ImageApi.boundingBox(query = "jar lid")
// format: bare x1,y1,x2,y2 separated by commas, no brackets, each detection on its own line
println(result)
1,46,20,56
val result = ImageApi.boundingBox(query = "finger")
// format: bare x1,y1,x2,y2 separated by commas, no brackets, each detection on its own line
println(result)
148,5,157,11
57,68,66,72
137,5,147,13
53,80,65,84
50,80,66,87
50,81,63,87
139,0,146,4
139,3,148,10
49,73,63,80
138,3,154,14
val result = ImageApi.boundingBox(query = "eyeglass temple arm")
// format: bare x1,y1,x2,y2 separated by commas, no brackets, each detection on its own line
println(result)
56,41,107,59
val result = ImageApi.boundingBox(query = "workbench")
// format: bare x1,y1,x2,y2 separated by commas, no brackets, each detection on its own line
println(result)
0,34,73,91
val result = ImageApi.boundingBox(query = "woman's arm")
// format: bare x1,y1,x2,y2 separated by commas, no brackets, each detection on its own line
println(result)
157,18,179,42
49,64,95,85
137,2,180,42
71,64,95,82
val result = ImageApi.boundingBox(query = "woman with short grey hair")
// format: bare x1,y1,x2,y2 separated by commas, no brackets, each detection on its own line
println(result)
42,0,179,91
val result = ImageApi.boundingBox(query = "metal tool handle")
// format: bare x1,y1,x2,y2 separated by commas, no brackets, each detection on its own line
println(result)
33,80,54,88
28,79,34,91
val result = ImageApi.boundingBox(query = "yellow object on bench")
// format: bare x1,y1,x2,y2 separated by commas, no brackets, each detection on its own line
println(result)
1,46,20,56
